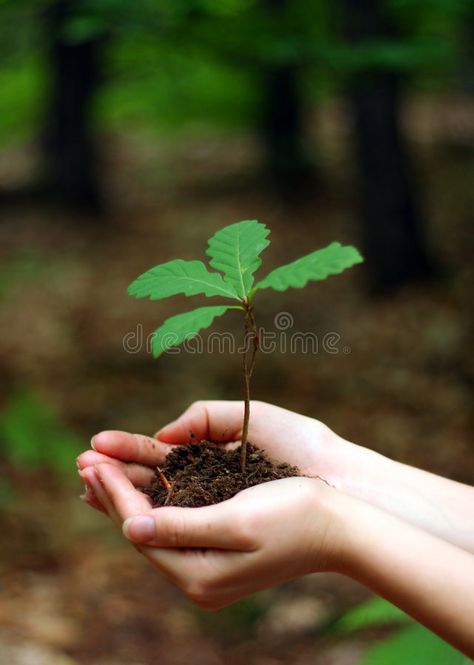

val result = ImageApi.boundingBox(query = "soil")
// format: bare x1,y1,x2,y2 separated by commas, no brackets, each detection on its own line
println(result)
144,442,301,507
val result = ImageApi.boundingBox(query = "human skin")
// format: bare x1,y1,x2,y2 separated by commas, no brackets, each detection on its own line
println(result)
78,400,474,553
77,400,474,656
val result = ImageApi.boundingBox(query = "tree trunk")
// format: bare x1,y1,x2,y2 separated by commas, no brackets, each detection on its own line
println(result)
343,0,435,292
41,0,104,213
259,0,315,194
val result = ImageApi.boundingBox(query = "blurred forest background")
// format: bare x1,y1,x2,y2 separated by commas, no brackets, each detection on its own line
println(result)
0,0,473,664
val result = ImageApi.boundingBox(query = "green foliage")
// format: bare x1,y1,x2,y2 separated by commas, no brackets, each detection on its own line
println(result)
335,596,410,632
151,305,236,358
0,390,82,476
335,597,468,665
359,624,469,665
128,220,362,356
62,14,107,44
0,58,45,144
206,220,270,299
0,0,468,146
128,259,239,301
97,43,257,134
255,242,363,293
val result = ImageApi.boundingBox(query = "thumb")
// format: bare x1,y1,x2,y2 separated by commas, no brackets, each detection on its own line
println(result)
122,515,156,543
122,503,253,550
156,400,249,445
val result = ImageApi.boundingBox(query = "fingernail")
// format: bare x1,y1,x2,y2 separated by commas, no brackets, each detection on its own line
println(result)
90,436,97,450
123,516,155,542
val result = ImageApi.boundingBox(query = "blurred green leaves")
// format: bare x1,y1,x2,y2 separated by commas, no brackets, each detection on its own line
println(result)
335,596,468,664
62,14,107,43
335,596,410,633
0,58,45,144
360,624,470,665
0,390,82,477
0,0,469,142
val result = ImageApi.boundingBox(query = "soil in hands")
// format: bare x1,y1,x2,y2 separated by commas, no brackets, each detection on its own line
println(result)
144,442,300,508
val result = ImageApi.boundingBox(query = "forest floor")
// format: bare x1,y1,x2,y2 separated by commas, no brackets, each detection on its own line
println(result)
0,97,473,665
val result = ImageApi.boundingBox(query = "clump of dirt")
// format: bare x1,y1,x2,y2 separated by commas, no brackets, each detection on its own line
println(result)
144,442,300,507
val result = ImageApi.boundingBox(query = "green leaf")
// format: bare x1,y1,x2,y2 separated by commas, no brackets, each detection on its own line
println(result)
359,624,468,665
128,259,239,301
335,597,410,634
254,242,363,293
206,220,270,300
152,305,238,357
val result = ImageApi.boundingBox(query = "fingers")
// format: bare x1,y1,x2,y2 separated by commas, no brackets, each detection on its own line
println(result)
91,430,173,467
89,401,263,468
123,506,255,551
156,401,251,444
139,547,244,610
77,450,154,487
79,465,122,527
80,487,107,514
96,463,255,551
93,463,152,520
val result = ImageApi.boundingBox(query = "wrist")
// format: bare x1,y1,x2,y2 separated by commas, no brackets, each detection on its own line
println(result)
307,479,359,575
325,489,383,578
331,436,394,502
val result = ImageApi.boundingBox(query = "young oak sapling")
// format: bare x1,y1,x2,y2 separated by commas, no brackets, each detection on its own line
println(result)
128,220,362,503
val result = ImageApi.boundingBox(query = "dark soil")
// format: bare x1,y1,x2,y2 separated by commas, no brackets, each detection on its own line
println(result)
144,442,300,507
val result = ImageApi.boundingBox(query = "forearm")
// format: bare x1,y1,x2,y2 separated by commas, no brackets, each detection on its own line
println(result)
332,437,474,553
330,492,474,657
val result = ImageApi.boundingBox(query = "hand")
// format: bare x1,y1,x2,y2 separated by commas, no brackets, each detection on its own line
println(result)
77,399,348,511
80,454,474,656
77,400,356,491
77,402,474,655
78,400,474,552
80,461,344,610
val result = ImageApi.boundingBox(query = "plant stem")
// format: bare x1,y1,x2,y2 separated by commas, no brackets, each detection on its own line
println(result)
240,303,258,472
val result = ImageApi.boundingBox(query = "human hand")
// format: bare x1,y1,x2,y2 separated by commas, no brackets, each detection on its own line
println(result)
78,400,474,554
80,460,344,610
77,400,358,494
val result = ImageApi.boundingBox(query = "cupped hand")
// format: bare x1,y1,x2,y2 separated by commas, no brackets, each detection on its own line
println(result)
77,400,357,494
81,461,344,610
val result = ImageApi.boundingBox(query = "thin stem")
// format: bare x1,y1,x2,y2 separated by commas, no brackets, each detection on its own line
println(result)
248,308,258,379
240,303,258,473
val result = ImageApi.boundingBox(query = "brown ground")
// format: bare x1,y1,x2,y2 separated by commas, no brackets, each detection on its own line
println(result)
145,443,300,507
0,97,473,664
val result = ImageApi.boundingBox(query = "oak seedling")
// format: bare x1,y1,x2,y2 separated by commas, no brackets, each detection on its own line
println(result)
128,220,363,471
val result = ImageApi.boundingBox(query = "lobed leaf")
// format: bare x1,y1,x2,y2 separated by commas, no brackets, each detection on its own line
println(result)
128,259,239,301
151,305,238,357
206,220,270,300
254,242,363,293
